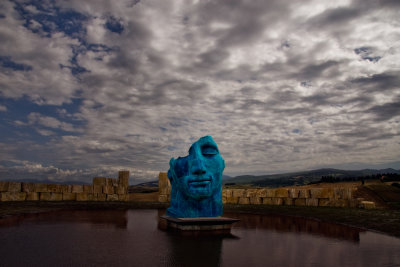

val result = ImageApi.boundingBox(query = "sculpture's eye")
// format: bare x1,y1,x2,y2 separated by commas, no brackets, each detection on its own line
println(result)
202,145,218,157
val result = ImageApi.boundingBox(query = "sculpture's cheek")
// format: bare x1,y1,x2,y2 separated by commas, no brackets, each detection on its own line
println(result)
204,156,224,174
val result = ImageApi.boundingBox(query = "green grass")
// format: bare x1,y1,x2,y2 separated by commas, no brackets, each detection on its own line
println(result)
365,184,400,209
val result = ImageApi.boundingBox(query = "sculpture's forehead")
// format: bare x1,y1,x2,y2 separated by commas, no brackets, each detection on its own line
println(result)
188,136,219,154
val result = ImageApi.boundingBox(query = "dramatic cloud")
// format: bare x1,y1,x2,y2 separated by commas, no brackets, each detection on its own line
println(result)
0,0,399,183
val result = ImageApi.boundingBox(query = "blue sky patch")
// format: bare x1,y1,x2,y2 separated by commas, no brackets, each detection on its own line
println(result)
13,0,87,40
105,16,124,34
0,56,33,71
0,97,85,143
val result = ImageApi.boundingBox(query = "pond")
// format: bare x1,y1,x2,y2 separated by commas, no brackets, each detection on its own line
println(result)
1,209,399,267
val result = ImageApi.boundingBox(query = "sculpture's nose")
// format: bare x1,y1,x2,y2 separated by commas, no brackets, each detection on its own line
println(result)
191,156,206,176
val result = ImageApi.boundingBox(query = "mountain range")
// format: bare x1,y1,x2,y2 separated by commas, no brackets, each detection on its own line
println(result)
223,168,400,187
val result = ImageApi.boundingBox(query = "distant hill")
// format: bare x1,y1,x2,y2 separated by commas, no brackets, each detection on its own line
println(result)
129,180,158,193
222,174,232,180
223,168,400,188
134,181,158,187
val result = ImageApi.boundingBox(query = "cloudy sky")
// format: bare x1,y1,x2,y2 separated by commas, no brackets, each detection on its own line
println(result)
0,0,399,184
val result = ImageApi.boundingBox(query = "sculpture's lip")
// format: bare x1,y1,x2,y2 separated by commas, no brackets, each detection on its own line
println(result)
188,178,212,184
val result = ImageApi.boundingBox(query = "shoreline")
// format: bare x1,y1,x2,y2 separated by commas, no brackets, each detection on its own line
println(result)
1,201,399,238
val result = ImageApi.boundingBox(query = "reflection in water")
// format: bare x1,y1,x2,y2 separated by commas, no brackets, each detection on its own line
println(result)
165,234,224,267
0,209,399,267
224,212,363,242
0,210,128,229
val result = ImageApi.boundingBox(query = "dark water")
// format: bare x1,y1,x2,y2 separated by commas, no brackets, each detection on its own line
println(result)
1,210,399,267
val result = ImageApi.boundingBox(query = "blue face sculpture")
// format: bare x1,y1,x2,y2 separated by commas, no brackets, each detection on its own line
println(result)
167,136,225,218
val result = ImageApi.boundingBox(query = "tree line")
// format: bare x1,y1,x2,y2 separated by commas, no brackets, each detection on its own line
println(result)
319,173,400,183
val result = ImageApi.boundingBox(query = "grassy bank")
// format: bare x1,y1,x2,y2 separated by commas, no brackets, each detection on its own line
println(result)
1,201,400,238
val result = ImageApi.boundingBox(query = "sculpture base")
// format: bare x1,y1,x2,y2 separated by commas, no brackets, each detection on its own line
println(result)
159,216,239,234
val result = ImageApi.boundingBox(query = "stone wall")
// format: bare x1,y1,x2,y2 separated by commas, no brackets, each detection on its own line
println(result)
157,172,363,208
158,172,171,202
0,171,130,202
222,187,360,208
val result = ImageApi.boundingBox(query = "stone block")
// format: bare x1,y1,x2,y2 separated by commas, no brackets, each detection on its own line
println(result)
103,185,114,194
342,188,354,199
71,185,83,193
35,183,48,193
8,182,22,192
1,192,26,201
83,185,93,193
158,194,168,202
224,189,233,197
26,192,39,201
299,189,310,198
116,186,127,195
266,189,276,198
310,188,323,198
76,193,89,201
222,196,227,204
22,183,35,193
272,198,283,205
0,181,9,192
93,185,102,194
262,197,273,205
250,197,262,204
256,189,267,197
93,177,106,186
107,194,119,201
158,172,169,190
159,187,170,195
283,198,293,206
246,189,257,198
361,201,375,209
310,188,335,199
275,188,288,198
48,184,62,193
334,188,344,199
106,178,114,187
118,194,128,201
96,193,106,201
60,185,71,193
294,198,306,206
238,197,250,205
318,198,331,207
50,193,63,201
306,198,319,206
119,171,130,187
62,193,76,201
289,188,299,198
225,196,239,204
321,188,334,199
232,189,245,198
40,192,52,201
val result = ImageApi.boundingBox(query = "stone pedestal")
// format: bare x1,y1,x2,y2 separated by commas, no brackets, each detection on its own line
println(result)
159,216,239,234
